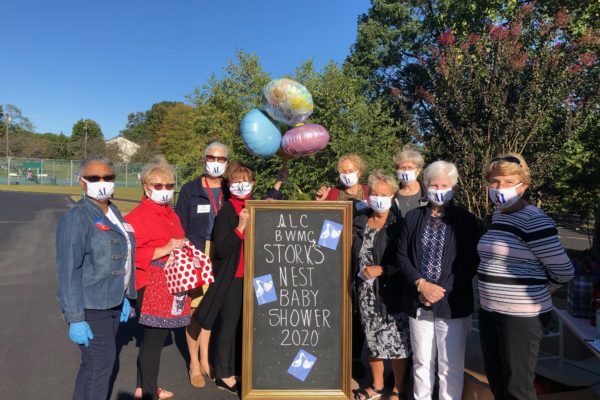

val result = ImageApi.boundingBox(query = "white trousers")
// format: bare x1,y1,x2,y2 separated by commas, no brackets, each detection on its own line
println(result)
409,309,470,400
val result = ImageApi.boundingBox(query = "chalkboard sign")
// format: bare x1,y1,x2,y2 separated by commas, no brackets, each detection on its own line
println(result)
242,200,353,400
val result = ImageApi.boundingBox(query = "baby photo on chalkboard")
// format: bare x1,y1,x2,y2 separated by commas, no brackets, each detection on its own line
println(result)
317,220,343,250
253,274,277,305
287,349,317,382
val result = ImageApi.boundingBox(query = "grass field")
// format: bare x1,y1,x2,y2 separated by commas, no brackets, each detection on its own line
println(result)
0,184,144,213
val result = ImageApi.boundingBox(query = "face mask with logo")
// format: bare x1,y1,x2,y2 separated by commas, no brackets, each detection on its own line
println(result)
339,171,359,187
369,195,393,213
229,182,253,198
82,179,114,201
206,161,227,177
427,187,453,206
488,183,523,209
147,189,174,205
396,169,417,184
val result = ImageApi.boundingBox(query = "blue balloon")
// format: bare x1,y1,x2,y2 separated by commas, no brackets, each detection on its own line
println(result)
240,109,282,158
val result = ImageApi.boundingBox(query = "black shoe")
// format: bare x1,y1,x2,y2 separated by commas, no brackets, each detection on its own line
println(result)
215,378,238,394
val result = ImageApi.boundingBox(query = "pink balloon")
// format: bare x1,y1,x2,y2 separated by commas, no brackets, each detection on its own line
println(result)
281,124,330,157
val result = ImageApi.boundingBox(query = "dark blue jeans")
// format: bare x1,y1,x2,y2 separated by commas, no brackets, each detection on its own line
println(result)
73,308,120,400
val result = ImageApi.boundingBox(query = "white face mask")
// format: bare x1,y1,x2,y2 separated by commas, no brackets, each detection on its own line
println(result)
340,171,359,187
427,187,453,205
206,161,227,177
229,182,253,198
82,179,114,201
369,195,393,213
489,183,523,209
397,169,417,184
146,189,174,205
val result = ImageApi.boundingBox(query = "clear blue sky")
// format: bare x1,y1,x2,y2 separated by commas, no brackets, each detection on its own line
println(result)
1,0,371,139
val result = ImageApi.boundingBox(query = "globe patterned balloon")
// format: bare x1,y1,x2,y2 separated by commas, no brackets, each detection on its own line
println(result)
281,124,330,157
240,109,282,158
263,78,314,126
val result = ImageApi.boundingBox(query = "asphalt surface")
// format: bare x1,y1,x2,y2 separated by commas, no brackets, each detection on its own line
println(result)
0,191,236,400
0,191,593,400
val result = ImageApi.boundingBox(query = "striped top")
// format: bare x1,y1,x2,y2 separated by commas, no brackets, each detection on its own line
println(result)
477,205,574,316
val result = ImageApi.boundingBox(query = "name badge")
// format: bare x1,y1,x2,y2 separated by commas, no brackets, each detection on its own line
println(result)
355,200,369,211
123,223,135,233
197,204,210,214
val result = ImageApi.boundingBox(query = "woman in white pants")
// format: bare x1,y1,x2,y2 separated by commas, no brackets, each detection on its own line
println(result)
396,161,481,400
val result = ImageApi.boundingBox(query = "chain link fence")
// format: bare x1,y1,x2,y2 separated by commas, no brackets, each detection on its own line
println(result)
0,157,179,187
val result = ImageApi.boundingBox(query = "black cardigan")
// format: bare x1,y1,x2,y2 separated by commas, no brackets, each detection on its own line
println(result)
351,210,404,316
194,200,241,330
395,203,481,319
194,189,283,330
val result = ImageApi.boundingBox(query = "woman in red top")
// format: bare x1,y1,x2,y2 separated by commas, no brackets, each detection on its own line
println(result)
125,156,185,400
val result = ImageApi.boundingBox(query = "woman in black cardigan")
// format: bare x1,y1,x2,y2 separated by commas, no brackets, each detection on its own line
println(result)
193,161,284,394
352,170,411,400
396,161,480,400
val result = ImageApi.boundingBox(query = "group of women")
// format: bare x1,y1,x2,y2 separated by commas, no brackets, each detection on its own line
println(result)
56,143,574,400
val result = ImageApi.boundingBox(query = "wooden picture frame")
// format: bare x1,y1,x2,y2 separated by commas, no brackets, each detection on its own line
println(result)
242,200,353,400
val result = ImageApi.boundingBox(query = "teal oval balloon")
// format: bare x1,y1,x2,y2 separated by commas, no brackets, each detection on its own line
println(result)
240,109,282,158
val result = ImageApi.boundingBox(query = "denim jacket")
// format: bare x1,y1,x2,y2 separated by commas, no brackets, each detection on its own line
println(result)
56,196,136,323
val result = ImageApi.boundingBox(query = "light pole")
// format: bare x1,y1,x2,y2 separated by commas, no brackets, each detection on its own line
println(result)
84,119,88,159
5,114,9,158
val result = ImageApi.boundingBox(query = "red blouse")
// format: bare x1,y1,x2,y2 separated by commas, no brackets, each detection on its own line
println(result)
229,196,246,278
125,197,185,291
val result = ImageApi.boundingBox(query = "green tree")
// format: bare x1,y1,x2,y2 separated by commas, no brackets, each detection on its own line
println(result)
412,5,599,217
70,119,105,159
157,103,200,166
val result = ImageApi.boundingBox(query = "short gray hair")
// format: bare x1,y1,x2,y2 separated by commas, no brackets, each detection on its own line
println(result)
393,147,425,169
140,155,175,184
78,156,114,177
205,142,228,157
368,169,399,194
423,160,459,186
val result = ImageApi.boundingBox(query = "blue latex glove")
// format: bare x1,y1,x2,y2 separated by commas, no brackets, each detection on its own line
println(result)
69,321,94,347
120,298,131,323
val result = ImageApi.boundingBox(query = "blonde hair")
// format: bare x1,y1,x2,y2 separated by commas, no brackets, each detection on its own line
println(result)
140,155,176,184
393,145,425,169
424,160,459,186
337,153,366,174
484,153,531,184
368,169,399,194
226,160,255,182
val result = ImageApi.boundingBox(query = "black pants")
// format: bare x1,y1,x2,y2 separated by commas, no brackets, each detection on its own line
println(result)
136,288,170,400
215,277,243,379
73,308,120,400
479,309,550,400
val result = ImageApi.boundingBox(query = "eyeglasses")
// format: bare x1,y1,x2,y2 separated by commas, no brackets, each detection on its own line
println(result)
490,156,521,165
206,155,228,163
82,175,116,182
149,183,175,190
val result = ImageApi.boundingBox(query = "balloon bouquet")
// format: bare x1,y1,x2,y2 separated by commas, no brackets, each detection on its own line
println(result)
240,78,330,163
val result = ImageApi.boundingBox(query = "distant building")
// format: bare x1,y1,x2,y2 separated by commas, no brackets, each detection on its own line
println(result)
105,136,140,162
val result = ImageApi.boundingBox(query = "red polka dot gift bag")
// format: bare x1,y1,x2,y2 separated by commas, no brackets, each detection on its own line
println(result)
164,240,214,295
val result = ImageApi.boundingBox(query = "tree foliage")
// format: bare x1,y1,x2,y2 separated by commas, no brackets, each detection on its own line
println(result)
70,119,105,159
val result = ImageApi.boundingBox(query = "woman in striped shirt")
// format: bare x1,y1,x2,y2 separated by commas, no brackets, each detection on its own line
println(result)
477,153,574,400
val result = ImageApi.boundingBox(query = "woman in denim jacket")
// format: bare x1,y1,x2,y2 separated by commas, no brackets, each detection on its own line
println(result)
56,156,136,400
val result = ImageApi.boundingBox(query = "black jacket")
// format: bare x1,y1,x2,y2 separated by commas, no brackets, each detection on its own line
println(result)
395,203,481,319
351,210,404,316
175,176,228,253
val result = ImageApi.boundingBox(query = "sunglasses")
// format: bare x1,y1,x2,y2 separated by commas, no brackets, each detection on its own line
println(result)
490,156,521,165
206,155,228,163
149,183,175,190
82,175,116,182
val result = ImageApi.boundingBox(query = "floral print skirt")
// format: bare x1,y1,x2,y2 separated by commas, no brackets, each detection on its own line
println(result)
358,282,411,359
